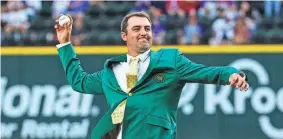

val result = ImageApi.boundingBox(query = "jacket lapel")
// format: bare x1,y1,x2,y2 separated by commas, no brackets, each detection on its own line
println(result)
104,54,127,93
132,50,162,91
104,50,162,93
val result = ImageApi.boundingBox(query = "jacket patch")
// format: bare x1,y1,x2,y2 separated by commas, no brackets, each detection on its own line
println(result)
155,73,165,83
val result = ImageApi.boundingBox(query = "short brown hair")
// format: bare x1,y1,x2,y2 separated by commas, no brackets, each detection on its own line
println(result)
120,11,152,33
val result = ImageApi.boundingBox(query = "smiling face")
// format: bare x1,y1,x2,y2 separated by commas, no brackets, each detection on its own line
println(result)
121,16,152,56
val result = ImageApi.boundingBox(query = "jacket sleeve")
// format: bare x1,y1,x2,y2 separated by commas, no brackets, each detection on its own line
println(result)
175,50,241,85
57,43,104,94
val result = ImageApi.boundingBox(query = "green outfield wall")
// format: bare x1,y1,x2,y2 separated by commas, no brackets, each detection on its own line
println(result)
1,46,283,139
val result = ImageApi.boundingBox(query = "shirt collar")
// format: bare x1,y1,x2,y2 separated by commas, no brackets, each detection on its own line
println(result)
127,49,150,63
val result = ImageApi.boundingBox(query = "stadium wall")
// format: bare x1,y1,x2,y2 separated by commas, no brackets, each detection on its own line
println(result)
1,45,283,139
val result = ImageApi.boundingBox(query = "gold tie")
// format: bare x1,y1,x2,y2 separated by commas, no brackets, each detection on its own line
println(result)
111,57,140,124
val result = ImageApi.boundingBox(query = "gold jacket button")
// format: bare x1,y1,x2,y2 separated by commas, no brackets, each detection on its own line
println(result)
128,92,133,96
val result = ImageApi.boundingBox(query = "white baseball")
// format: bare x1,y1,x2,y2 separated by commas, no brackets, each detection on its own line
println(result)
58,15,70,26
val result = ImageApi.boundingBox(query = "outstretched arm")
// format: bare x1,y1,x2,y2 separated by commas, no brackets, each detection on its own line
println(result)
57,44,104,94
55,14,104,94
176,50,248,91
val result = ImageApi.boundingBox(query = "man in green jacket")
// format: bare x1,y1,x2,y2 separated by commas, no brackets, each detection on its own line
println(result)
54,12,248,139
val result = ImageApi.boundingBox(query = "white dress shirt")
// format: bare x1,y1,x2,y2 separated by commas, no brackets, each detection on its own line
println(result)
56,42,151,139
114,49,150,139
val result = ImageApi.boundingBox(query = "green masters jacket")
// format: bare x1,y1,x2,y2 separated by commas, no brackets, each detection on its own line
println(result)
57,44,242,139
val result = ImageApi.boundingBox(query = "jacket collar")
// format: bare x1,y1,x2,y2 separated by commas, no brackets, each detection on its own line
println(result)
104,49,162,93
105,49,150,67
127,49,150,64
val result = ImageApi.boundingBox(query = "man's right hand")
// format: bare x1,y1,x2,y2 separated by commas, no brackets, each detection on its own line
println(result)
54,14,73,44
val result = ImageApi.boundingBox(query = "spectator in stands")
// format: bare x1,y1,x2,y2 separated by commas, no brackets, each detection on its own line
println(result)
152,18,166,45
238,2,251,18
216,1,236,10
198,1,218,20
149,6,166,45
238,1,261,21
214,6,226,20
165,0,186,30
166,0,187,19
197,2,217,44
238,2,256,34
52,1,70,19
23,0,42,11
2,1,30,41
181,10,202,45
226,3,238,21
210,10,235,45
22,0,41,21
264,0,281,18
234,16,250,44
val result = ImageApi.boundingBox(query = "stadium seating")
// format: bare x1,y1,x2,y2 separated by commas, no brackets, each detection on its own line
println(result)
1,1,283,46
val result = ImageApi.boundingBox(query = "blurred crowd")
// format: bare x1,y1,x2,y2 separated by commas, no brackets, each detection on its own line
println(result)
1,0,283,46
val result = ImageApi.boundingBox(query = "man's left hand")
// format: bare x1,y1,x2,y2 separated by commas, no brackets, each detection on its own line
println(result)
229,73,249,91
